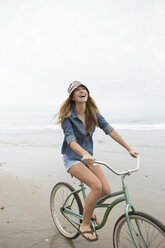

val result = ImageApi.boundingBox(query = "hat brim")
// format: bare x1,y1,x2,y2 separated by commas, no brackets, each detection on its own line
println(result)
69,84,89,95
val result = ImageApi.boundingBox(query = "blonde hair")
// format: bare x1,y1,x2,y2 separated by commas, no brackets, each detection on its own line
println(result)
56,94,100,134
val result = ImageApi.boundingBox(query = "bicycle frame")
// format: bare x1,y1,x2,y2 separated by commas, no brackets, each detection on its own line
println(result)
63,156,148,248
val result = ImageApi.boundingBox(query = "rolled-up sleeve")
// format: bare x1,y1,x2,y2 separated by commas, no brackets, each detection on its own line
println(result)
61,118,77,145
96,113,114,135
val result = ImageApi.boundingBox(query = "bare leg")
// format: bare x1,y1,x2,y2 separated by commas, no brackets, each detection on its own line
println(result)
89,164,111,224
89,164,111,197
68,163,102,241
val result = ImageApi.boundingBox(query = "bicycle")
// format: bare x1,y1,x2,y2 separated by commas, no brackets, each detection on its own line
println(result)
50,156,165,247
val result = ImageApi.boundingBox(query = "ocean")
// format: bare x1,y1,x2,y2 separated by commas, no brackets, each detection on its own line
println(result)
0,118,165,156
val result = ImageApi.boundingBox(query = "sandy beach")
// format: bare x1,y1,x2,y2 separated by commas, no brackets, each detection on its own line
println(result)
0,173,54,247
0,144,165,248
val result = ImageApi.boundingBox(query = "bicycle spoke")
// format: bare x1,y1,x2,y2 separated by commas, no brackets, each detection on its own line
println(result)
120,227,135,245
50,182,83,239
113,212,165,248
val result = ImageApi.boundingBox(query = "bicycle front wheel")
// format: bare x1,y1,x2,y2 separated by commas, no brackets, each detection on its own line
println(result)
113,211,165,248
50,182,83,239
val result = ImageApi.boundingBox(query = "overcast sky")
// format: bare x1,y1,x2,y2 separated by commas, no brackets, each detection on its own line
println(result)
0,0,165,123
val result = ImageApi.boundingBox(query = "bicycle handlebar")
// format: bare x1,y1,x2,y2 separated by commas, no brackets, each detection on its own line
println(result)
94,155,140,176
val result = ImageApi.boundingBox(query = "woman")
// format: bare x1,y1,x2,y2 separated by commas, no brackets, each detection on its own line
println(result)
56,81,138,242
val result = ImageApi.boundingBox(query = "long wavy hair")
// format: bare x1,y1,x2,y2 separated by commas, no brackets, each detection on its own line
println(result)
56,91,100,134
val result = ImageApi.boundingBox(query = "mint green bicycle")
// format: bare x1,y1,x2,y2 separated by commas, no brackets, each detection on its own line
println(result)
50,156,165,247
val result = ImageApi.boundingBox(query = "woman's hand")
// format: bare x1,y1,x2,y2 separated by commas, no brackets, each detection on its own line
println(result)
129,150,139,158
82,154,95,166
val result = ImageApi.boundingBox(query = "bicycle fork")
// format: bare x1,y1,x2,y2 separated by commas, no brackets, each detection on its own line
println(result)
123,184,148,248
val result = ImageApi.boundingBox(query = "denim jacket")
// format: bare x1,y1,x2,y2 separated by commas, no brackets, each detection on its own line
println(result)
61,108,114,161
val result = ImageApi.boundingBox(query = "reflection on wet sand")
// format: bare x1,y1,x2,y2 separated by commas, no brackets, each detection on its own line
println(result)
49,233,76,248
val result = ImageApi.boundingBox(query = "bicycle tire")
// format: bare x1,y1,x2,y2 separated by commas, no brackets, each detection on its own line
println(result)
50,182,83,239
113,211,165,248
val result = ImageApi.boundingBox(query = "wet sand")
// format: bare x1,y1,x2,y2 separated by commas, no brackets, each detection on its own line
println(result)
0,146,165,248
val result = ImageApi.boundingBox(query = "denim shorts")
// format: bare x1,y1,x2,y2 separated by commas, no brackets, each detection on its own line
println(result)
63,154,85,172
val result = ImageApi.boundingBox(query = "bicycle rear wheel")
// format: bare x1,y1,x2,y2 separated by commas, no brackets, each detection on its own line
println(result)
113,211,165,248
50,182,83,239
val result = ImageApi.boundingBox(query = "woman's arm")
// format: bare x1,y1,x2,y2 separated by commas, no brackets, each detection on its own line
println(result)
70,141,89,157
109,129,138,158
70,141,95,165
